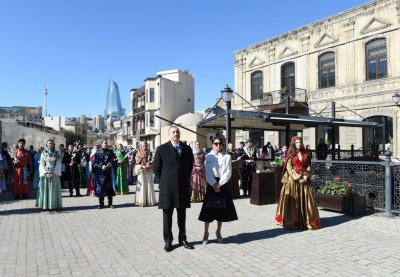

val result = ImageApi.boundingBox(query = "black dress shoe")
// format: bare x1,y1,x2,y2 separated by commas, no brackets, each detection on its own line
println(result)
179,239,194,249
164,242,173,252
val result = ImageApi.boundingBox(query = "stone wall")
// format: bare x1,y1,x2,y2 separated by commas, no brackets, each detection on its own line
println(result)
0,120,66,149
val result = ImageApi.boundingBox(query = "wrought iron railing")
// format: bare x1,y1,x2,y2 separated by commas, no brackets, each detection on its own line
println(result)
311,160,400,214
258,88,308,106
307,144,381,161
393,165,400,213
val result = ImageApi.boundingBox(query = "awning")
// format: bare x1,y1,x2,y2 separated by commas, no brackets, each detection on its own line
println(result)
197,110,379,131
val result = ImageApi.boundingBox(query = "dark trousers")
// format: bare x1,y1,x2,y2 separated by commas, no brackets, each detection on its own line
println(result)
241,168,253,196
67,180,81,196
99,196,113,207
163,208,186,243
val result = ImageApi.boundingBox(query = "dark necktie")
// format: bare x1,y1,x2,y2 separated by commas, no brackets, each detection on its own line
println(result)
175,145,180,156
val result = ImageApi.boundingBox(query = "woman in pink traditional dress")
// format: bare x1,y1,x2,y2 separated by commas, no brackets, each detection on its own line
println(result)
86,145,98,196
191,141,207,202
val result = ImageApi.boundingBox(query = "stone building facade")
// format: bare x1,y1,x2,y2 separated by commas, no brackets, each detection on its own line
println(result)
233,0,400,157
129,69,195,150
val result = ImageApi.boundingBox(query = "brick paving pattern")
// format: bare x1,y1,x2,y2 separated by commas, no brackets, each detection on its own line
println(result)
0,186,399,276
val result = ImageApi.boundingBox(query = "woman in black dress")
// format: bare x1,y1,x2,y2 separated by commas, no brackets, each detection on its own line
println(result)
198,136,238,244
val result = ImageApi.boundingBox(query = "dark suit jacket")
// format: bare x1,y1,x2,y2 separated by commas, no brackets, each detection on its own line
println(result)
153,141,194,209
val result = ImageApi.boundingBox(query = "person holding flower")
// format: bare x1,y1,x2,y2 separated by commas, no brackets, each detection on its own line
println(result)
275,136,320,230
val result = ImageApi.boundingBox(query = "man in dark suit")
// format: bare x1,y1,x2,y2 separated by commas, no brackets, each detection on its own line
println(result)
153,126,194,252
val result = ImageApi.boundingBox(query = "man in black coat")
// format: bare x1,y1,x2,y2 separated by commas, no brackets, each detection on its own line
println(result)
153,126,194,252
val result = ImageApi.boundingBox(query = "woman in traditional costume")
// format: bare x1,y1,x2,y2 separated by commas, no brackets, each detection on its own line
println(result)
127,146,137,185
32,147,44,191
93,140,116,209
134,141,156,207
191,141,206,202
12,139,31,199
86,145,98,196
115,144,129,195
36,140,63,210
275,136,320,230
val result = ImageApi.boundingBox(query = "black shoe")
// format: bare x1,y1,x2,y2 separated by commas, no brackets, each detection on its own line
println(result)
164,242,173,252
179,239,194,249
76,194,83,197
69,194,73,197
22,194,29,199
14,195,20,200
98,205,104,209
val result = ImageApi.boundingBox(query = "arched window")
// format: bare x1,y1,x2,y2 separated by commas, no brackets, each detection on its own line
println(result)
281,62,295,91
251,71,263,101
319,52,335,88
363,115,393,153
366,38,387,80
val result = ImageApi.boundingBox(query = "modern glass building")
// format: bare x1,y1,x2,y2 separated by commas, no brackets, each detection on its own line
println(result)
105,80,124,120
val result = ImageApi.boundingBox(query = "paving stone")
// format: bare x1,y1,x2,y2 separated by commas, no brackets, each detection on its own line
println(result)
1,187,399,276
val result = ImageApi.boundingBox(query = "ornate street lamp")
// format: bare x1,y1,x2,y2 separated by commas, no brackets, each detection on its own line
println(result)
221,85,233,145
392,92,400,107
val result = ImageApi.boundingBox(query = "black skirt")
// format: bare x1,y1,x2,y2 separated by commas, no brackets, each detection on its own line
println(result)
198,183,238,223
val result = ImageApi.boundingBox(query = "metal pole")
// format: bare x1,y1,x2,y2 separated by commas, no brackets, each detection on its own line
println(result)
285,94,290,147
384,150,392,217
226,100,231,144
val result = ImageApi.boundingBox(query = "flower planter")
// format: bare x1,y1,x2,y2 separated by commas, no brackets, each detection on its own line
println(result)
314,192,366,217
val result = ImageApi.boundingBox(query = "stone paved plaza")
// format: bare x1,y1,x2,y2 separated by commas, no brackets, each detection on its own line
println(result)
0,186,399,277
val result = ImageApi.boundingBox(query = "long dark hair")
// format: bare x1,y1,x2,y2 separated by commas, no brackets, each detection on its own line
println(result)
287,136,306,158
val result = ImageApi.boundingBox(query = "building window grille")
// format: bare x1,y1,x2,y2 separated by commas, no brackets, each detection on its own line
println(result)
366,38,387,80
319,52,335,88
251,71,263,101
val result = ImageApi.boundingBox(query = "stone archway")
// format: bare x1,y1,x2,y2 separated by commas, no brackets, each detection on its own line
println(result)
358,107,398,157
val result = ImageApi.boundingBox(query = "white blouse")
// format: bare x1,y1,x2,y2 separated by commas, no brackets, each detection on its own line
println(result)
205,150,232,186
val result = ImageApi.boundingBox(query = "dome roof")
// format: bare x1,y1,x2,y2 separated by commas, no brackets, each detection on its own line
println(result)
174,113,203,126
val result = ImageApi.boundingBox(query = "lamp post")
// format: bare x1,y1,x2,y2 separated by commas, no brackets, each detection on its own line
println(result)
221,85,233,145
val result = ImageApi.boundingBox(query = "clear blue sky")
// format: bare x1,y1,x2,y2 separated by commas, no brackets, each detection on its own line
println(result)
0,0,369,117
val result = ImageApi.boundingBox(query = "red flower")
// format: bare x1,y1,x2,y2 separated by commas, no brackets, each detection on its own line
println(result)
275,215,283,223
346,183,353,187
333,176,340,181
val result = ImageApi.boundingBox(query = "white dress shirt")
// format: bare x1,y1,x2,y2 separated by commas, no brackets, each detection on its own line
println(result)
205,150,232,186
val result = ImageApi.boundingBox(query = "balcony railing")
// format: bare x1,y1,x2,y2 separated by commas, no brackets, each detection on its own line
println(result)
258,88,308,106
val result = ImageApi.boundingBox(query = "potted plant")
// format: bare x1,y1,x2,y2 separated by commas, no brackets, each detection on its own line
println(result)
314,177,366,217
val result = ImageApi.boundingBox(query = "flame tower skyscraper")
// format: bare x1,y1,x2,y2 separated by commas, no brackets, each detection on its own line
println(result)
105,79,124,119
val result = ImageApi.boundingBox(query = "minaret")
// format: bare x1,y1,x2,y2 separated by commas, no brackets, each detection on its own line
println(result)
43,79,48,117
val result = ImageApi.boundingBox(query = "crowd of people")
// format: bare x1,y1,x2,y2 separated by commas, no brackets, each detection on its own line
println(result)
0,129,321,252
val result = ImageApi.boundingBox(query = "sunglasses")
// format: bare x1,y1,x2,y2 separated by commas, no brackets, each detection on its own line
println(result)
213,142,224,146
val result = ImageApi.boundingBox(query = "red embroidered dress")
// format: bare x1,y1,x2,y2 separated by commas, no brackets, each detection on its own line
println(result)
275,151,320,230
12,148,31,197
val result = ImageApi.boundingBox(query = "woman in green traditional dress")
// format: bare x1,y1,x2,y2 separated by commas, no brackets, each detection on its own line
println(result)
36,139,63,211
115,144,129,195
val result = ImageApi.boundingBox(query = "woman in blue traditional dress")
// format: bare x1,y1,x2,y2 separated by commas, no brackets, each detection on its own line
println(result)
36,140,63,211
32,147,44,191
115,144,129,195
93,140,116,209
